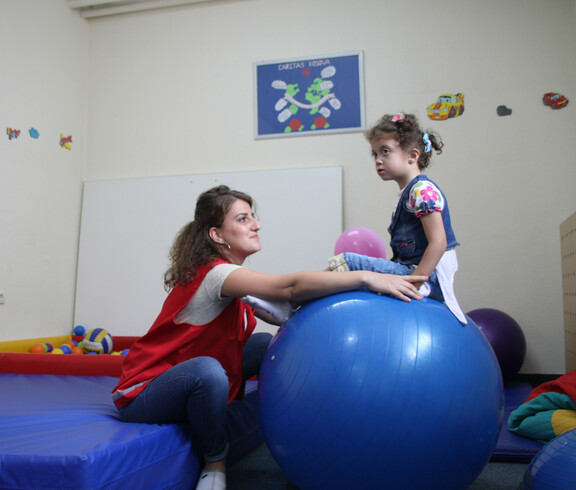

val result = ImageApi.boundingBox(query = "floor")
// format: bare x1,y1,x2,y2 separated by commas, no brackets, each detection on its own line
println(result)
227,443,529,489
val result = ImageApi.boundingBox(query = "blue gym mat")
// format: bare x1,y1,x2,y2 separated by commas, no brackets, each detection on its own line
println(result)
0,374,262,489
491,381,544,462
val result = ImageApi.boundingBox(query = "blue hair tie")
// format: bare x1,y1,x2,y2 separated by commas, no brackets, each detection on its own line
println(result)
423,133,432,153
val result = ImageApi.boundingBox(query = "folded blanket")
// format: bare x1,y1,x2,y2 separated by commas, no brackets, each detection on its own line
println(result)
508,371,576,442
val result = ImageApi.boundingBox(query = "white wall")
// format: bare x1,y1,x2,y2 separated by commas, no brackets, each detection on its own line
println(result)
1,0,575,374
0,1,87,340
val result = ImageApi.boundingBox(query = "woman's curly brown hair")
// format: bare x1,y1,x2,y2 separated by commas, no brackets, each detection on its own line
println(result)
364,113,444,170
163,185,254,290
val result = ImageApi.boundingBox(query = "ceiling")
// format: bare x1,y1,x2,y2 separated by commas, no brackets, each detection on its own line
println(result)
66,0,224,19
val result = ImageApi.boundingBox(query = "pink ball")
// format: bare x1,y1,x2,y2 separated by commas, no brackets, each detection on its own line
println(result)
334,227,387,259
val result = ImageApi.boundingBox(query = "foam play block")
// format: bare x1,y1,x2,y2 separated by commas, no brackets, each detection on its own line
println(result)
0,374,262,489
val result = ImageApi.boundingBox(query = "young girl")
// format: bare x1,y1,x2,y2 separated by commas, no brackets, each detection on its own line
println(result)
329,113,466,324
112,185,426,490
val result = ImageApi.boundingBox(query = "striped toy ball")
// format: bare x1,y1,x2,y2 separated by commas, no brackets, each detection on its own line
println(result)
83,328,113,354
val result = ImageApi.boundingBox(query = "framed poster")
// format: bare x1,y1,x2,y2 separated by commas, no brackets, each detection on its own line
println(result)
254,51,365,139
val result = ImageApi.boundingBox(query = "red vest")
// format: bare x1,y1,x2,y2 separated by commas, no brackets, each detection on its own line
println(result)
112,260,256,409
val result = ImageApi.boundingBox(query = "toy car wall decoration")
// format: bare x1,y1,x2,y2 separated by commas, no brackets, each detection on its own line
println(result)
427,93,465,120
543,92,568,110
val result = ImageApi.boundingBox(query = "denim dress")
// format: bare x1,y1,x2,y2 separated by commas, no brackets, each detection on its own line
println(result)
388,174,459,265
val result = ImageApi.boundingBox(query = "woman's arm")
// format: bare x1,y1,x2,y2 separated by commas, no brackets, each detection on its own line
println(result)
413,211,447,287
222,268,427,303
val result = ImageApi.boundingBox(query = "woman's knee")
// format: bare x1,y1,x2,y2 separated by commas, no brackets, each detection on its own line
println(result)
169,357,229,393
242,333,272,380
249,332,273,351
119,357,228,424
186,356,226,378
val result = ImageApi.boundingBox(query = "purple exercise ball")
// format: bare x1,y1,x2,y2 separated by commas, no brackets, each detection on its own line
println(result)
466,308,526,382
334,227,387,259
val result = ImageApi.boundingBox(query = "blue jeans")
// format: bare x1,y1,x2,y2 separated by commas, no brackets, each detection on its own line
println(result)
118,332,272,463
343,252,444,302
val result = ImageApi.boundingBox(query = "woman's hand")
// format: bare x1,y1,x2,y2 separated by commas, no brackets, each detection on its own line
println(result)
366,273,428,302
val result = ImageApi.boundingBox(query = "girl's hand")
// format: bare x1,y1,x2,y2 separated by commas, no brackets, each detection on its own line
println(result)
368,273,428,302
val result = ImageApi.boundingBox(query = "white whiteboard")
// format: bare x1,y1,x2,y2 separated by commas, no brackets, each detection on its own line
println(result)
74,167,342,336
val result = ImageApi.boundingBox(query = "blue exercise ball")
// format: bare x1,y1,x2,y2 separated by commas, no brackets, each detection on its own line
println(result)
522,429,576,489
258,292,504,490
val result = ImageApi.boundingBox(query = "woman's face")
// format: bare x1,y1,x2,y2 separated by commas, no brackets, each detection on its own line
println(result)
214,199,262,264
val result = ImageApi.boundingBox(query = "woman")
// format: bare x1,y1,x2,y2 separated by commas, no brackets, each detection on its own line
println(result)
112,185,426,490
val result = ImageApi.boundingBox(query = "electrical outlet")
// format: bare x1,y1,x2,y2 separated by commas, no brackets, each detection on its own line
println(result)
0,291,5,304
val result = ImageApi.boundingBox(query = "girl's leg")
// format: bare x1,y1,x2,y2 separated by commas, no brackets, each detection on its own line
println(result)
329,252,414,275
118,356,230,464
425,275,444,302
329,252,444,301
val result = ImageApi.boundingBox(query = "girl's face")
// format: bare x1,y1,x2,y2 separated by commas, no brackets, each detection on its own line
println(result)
211,199,262,264
370,133,420,189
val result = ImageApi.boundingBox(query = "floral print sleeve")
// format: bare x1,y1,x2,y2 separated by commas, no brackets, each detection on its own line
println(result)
408,180,444,218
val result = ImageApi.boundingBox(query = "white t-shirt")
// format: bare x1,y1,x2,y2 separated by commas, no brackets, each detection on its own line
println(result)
174,263,243,325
